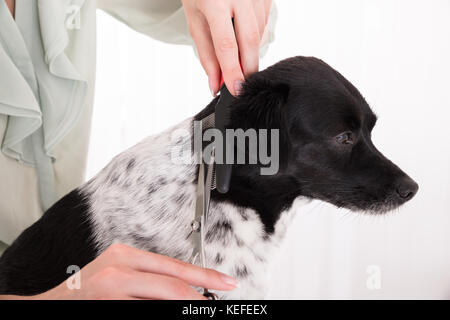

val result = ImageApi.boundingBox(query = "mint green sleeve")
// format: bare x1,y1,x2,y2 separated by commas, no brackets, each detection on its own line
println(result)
97,0,277,55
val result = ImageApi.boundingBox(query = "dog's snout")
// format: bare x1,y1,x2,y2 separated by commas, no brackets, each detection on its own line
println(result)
396,177,419,200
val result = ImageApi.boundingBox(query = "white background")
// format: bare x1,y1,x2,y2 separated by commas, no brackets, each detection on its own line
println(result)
90,0,450,299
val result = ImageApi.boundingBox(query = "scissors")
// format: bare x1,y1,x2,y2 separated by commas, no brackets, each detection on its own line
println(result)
189,144,218,299
188,20,242,298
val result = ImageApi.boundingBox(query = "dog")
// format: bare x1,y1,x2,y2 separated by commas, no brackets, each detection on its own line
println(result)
0,56,418,299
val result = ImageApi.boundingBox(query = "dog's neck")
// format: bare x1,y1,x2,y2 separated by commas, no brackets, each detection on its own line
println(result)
84,117,307,299
211,170,302,234
195,98,303,234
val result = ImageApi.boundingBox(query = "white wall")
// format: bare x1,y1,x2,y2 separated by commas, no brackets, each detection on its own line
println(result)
90,0,450,299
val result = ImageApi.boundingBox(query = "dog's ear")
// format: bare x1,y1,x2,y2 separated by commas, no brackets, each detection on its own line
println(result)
231,77,290,130
229,77,291,170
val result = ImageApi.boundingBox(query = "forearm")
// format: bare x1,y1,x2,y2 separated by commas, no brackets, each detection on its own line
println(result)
0,294,28,300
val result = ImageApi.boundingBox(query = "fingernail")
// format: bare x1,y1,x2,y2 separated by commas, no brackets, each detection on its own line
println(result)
220,273,239,287
208,77,216,97
234,80,243,96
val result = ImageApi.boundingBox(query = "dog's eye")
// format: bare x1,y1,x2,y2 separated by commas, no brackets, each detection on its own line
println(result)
336,131,354,145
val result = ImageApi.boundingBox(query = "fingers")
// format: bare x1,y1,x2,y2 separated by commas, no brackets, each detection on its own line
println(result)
234,1,261,78
124,270,208,300
253,0,267,38
264,0,272,24
131,245,239,290
202,4,244,96
187,12,221,96
40,243,238,300
105,244,238,291
87,265,206,300
183,0,272,96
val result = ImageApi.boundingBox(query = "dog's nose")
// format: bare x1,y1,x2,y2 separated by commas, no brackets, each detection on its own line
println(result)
396,177,419,200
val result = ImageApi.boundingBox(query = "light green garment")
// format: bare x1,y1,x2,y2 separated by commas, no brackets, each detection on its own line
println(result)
0,0,277,252
0,0,88,211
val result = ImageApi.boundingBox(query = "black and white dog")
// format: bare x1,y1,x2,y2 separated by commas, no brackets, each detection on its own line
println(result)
0,57,418,299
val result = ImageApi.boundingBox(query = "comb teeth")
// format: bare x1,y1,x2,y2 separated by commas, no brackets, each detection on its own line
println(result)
200,113,217,190
202,113,215,130
211,165,216,190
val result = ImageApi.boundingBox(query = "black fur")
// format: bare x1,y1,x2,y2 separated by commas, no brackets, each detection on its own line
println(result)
0,189,97,295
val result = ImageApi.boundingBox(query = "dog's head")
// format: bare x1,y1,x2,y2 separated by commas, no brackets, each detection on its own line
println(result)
218,56,418,222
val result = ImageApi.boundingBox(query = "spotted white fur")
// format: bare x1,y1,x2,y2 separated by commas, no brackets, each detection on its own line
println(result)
82,118,309,299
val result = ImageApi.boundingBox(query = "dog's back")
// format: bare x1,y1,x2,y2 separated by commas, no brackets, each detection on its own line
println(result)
0,189,97,295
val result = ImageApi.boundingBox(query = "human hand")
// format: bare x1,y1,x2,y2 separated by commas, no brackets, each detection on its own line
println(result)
2,243,238,300
182,0,272,96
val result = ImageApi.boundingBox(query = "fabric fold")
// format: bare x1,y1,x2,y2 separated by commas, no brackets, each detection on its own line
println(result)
0,2,42,166
0,0,89,170
37,0,87,82
0,0,89,210
36,0,88,156
0,46,42,165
